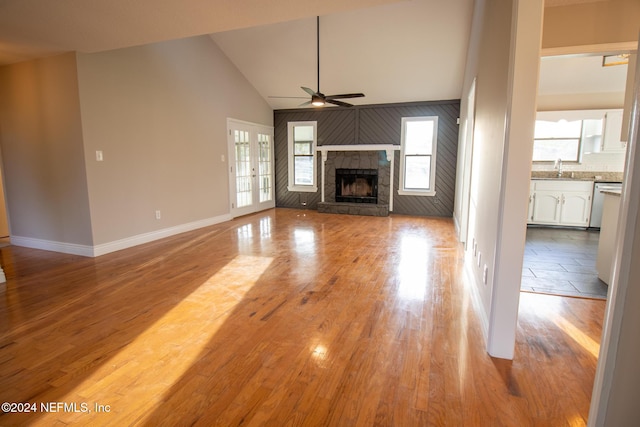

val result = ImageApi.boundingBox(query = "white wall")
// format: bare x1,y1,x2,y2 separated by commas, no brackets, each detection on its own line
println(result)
542,0,640,50
0,36,273,255
0,53,94,247
458,0,542,359
589,49,640,427
76,36,273,247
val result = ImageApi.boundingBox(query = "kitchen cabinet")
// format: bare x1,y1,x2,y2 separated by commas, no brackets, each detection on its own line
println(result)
602,110,625,152
531,191,560,223
528,180,593,227
560,192,593,225
527,181,535,221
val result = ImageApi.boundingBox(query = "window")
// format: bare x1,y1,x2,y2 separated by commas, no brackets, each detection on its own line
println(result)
533,119,582,162
399,116,438,196
532,118,603,162
287,121,318,192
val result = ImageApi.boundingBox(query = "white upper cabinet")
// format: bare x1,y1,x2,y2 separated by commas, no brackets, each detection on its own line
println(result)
602,110,625,152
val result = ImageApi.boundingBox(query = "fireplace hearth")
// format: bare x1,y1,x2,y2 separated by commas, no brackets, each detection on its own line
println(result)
335,169,378,204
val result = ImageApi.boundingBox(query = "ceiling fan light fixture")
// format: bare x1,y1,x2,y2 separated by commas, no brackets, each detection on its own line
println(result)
311,95,325,106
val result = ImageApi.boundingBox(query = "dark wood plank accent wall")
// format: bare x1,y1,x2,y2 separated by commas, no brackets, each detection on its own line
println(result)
274,100,460,216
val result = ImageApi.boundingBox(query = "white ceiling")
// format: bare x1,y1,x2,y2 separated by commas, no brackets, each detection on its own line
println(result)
0,0,407,64
539,54,628,96
0,0,627,110
0,0,475,109
211,1,474,109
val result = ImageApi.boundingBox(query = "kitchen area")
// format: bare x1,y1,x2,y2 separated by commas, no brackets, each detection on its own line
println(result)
522,53,632,299
521,110,625,298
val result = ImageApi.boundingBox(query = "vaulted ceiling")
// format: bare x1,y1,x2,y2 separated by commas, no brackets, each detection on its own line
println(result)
0,0,407,64
211,1,474,109
0,0,474,109
0,0,627,110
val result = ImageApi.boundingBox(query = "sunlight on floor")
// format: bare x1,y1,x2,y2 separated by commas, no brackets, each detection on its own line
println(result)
457,285,470,393
552,315,600,359
53,255,273,425
519,293,599,359
567,414,587,427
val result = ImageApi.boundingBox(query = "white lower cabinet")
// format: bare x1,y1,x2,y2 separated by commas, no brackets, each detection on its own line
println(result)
528,180,593,227
531,191,560,223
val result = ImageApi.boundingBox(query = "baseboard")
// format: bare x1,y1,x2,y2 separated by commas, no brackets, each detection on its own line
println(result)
453,215,461,239
10,236,95,257
92,214,233,256
10,213,233,258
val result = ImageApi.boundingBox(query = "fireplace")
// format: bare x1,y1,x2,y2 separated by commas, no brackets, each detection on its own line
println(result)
335,169,378,204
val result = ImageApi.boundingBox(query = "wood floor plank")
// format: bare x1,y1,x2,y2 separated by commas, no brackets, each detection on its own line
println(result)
0,208,604,426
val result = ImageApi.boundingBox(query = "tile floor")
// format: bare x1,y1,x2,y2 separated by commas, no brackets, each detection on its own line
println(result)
521,227,609,299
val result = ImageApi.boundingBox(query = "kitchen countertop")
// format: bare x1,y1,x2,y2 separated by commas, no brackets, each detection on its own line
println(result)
531,171,623,182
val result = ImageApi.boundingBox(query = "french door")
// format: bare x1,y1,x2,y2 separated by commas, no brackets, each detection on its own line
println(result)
227,119,275,217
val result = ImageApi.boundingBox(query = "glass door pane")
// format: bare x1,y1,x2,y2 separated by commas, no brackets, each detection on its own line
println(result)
258,133,272,203
234,130,252,208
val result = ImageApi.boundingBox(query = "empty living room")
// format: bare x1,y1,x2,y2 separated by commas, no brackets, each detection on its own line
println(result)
1,0,640,426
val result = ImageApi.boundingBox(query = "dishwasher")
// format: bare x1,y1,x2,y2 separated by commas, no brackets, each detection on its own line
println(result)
590,182,623,228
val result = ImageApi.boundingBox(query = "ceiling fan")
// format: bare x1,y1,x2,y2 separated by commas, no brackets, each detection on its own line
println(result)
269,16,365,108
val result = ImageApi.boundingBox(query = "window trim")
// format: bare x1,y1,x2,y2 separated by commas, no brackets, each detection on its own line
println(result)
532,119,584,163
287,121,318,193
398,116,438,197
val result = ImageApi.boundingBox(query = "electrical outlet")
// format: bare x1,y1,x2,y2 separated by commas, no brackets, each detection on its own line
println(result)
96,150,103,162
155,210,161,220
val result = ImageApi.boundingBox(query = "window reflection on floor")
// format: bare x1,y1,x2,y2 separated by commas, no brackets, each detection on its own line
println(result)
397,234,430,301
293,228,316,255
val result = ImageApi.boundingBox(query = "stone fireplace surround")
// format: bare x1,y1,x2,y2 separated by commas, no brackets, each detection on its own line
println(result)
317,145,399,217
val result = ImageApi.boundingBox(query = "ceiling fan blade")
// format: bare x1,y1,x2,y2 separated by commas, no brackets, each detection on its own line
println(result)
268,96,310,99
327,99,354,107
301,86,317,96
299,100,313,107
325,93,365,100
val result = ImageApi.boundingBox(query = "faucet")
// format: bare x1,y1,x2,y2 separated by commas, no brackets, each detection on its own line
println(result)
554,158,563,178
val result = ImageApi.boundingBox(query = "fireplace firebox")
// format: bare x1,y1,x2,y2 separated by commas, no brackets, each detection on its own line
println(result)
335,169,378,204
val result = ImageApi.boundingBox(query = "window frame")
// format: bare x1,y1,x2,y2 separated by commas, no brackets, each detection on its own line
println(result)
532,119,585,163
287,121,318,193
398,116,438,197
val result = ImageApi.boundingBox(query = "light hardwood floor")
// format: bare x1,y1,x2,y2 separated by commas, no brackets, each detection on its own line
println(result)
0,208,605,426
